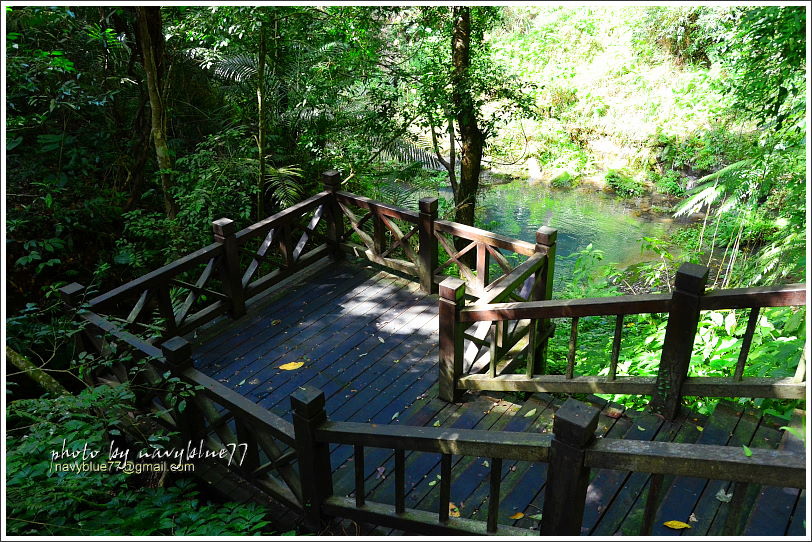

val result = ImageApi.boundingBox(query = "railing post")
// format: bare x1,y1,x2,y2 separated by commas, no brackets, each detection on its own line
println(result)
540,398,600,536
321,170,344,262
531,227,557,374
652,262,708,420
212,218,246,318
162,336,194,372
418,197,439,293
535,226,557,302
59,282,86,308
291,386,333,530
161,337,205,439
439,277,466,402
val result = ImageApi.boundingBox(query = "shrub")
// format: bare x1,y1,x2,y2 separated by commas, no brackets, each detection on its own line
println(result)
6,385,276,536
605,169,644,197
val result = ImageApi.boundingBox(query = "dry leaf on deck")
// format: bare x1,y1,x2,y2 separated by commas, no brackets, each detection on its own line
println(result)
715,489,733,503
278,361,304,371
449,503,461,518
509,512,525,520
663,520,691,530
605,408,623,419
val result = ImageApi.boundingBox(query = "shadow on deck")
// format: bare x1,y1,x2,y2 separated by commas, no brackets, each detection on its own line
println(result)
191,259,805,536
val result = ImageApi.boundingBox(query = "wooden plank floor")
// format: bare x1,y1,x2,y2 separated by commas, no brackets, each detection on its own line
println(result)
192,260,805,537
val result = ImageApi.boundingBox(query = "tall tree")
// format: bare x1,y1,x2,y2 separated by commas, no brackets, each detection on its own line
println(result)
256,17,268,218
450,6,483,227
381,7,536,228
135,6,178,218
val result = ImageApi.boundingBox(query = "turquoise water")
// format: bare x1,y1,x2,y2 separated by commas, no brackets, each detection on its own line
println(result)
437,181,674,290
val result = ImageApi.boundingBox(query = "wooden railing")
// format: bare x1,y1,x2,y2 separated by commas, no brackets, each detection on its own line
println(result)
58,169,806,533
441,262,807,419
57,169,555,521
60,285,304,510
290,387,804,536
79,190,332,346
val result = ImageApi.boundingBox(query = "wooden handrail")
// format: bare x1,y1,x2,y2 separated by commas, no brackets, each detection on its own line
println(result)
235,191,331,243
336,191,420,223
461,293,672,322
435,219,536,256
316,421,553,461
88,243,224,309
460,282,806,323
183,368,295,447
315,420,806,488
78,310,163,358
586,439,805,488
700,283,806,310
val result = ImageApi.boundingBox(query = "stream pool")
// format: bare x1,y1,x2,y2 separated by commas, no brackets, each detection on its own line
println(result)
436,181,677,291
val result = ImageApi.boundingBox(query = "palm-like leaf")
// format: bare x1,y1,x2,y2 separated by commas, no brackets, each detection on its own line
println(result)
675,159,754,217
264,165,304,209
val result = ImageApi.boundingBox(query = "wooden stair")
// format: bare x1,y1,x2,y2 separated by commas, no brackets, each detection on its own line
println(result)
325,391,804,537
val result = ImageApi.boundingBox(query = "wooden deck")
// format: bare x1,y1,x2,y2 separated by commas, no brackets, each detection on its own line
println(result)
192,260,805,536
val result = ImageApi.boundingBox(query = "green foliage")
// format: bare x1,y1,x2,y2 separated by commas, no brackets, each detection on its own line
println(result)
605,169,644,197
562,244,621,298
632,6,724,66
649,169,685,197
6,385,274,536
656,125,754,173
717,6,806,130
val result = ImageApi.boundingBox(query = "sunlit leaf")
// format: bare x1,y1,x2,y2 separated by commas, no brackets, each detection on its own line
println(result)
742,445,752,457
278,361,304,371
663,520,691,530
524,408,536,418
509,512,524,520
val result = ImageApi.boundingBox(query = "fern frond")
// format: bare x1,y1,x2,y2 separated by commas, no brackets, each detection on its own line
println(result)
212,54,257,82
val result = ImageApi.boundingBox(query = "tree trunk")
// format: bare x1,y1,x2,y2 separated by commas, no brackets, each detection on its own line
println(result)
6,347,68,397
451,6,483,228
135,6,178,219
256,19,267,219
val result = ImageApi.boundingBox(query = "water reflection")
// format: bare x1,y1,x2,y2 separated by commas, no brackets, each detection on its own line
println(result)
437,182,674,289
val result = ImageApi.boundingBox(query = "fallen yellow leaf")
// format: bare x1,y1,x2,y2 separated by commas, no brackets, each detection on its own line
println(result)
509,512,525,520
449,502,461,518
278,361,304,371
663,520,691,530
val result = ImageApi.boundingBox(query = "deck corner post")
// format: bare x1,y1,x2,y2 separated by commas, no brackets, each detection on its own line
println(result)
321,170,344,262
59,282,86,309
418,197,439,293
291,386,333,530
652,262,708,420
534,226,557,301
438,277,466,402
540,398,600,536
161,336,194,373
532,227,557,374
212,218,246,318
161,337,205,438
